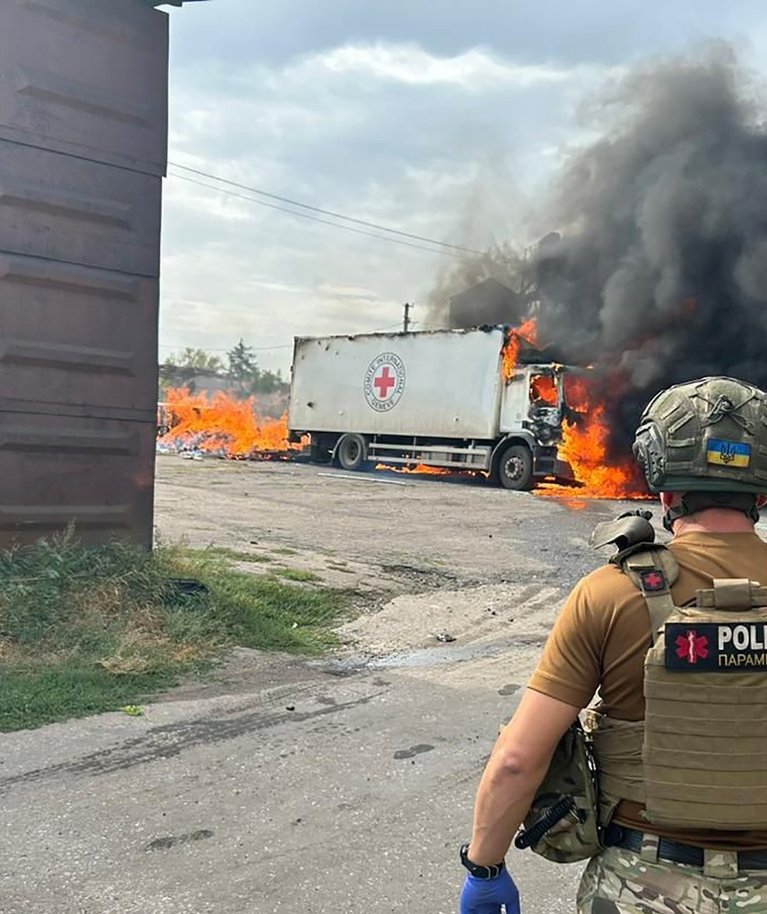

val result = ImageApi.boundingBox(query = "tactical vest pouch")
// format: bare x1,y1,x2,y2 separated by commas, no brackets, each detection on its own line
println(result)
515,720,603,863
643,578,767,829
588,712,645,818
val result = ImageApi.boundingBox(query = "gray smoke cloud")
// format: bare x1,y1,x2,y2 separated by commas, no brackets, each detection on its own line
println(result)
431,44,767,453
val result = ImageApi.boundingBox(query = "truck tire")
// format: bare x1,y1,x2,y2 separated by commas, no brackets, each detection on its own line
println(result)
336,434,368,471
496,443,533,491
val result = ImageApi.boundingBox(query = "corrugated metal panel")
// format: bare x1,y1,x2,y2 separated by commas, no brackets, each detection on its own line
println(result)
0,263,158,415
0,140,162,275
0,0,168,547
0,414,155,542
0,0,168,176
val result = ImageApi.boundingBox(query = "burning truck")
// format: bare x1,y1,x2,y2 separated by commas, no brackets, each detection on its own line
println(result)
287,325,584,490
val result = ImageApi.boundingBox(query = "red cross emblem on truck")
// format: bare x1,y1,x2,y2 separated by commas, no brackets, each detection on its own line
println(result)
364,353,406,412
373,366,397,399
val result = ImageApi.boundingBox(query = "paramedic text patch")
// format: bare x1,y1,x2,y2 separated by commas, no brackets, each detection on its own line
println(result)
665,622,767,672
706,438,751,467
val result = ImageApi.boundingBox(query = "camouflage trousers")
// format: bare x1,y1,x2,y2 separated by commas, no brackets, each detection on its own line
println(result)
577,845,767,913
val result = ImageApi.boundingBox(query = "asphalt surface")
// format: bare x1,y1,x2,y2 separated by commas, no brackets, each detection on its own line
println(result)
2,459,658,914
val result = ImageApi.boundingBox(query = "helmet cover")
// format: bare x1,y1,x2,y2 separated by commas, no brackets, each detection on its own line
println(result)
633,376,767,494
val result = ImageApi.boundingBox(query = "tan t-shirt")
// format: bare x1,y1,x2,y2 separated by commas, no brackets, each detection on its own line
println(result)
528,531,767,850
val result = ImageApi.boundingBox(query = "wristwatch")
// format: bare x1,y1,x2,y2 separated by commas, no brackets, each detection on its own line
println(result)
459,842,506,879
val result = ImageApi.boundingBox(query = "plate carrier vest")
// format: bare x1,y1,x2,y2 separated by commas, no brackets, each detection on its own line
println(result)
590,515,767,831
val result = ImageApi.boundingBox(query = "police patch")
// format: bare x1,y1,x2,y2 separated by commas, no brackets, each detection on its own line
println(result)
706,438,751,468
664,622,767,672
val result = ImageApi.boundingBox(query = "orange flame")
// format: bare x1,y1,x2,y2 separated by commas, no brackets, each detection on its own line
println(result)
158,388,298,457
554,406,648,499
563,374,591,411
538,373,650,500
502,318,538,381
375,462,454,476
530,374,558,405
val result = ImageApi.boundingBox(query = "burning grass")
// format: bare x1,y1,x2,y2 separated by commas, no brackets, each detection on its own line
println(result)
0,531,346,731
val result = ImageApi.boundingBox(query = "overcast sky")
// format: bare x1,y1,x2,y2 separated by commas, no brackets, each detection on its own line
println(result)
158,0,767,374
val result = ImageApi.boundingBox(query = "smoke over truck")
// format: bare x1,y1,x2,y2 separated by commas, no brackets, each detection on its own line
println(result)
287,326,577,490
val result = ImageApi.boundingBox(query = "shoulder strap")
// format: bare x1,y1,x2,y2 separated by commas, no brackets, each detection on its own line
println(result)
619,546,680,644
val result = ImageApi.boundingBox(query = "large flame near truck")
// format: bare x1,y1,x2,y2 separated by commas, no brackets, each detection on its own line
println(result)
539,373,649,500
545,408,649,500
158,388,296,457
501,318,539,381
500,320,648,499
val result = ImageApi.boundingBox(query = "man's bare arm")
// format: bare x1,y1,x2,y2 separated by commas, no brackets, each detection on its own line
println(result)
467,689,580,865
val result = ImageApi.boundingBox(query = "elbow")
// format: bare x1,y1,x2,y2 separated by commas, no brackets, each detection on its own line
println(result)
490,747,541,782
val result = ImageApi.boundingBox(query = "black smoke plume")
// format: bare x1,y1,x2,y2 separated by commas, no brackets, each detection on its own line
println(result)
434,45,767,457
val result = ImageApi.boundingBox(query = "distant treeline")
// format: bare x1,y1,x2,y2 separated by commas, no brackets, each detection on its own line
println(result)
159,339,287,397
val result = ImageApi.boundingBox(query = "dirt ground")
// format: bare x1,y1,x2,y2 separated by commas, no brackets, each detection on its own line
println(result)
154,455,634,684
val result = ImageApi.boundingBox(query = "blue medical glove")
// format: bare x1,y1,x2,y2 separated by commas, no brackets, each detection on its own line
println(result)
459,869,521,914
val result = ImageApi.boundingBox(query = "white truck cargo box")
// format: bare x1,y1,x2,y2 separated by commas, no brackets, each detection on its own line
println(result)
289,328,505,440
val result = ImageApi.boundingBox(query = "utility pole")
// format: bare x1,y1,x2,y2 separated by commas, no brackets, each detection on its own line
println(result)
403,301,413,333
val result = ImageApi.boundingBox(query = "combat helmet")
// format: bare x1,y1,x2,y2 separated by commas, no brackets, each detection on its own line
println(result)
633,377,767,519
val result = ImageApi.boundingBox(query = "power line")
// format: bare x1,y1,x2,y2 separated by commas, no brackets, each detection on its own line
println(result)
168,161,486,256
168,172,471,260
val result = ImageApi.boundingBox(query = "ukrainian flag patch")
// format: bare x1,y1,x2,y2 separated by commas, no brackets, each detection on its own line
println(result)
706,438,751,467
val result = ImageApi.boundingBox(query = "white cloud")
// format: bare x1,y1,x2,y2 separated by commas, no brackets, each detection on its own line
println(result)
159,39,610,372
315,43,572,88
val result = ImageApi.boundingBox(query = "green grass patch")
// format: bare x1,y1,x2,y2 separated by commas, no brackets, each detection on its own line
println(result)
205,546,273,564
273,568,321,583
0,531,345,732
272,547,298,556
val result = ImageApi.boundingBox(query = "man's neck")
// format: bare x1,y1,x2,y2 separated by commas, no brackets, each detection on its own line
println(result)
672,508,757,536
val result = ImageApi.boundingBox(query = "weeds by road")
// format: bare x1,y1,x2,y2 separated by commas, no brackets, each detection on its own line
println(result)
0,532,346,732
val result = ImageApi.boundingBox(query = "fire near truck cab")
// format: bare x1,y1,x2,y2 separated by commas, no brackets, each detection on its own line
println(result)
287,326,577,490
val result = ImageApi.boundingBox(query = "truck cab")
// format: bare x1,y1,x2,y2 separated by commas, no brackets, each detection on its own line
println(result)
492,364,573,489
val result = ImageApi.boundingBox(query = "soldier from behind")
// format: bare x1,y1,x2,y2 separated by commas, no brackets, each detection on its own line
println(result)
458,377,767,914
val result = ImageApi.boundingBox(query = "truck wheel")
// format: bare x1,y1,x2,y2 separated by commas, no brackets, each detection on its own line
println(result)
496,443,533,491
336,434,368,471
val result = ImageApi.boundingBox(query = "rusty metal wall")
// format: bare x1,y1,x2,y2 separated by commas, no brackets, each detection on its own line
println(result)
0,0,169,547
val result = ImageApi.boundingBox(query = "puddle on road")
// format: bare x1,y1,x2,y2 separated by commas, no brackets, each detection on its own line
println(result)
312,633,546,676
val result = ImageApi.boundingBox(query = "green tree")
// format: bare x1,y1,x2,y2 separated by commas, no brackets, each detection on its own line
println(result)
159,348,224,396
255,368,284,395
227,339,259,395
164,348,224,372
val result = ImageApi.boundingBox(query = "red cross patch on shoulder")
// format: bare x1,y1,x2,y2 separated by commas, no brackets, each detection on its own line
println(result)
640,569,667,592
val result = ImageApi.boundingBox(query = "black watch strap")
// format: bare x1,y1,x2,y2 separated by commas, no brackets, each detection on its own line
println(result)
459,842,505,879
